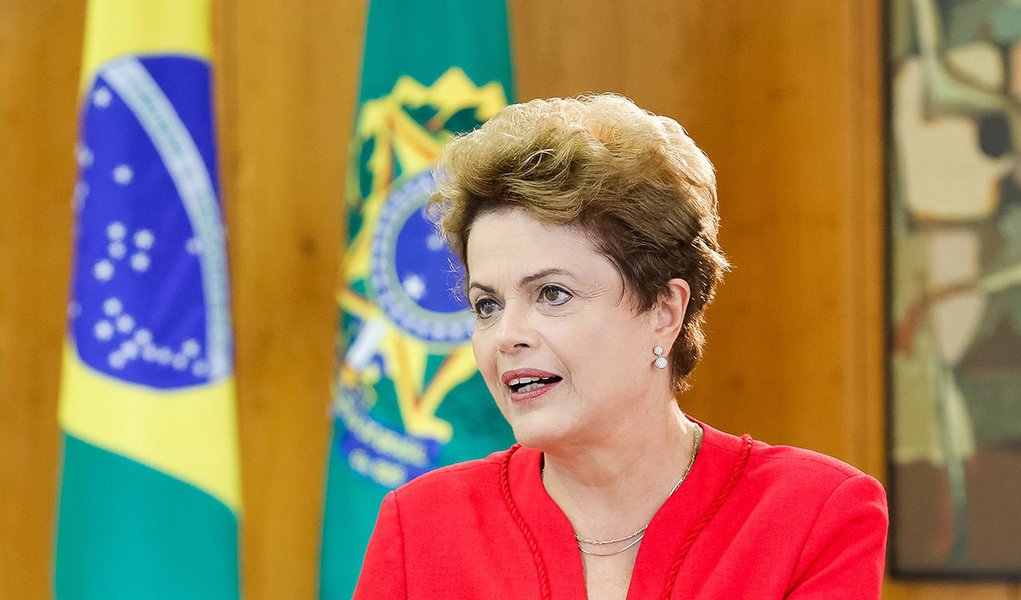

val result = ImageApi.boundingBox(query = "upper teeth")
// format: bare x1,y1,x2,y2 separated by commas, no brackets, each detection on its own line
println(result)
509,377,541,387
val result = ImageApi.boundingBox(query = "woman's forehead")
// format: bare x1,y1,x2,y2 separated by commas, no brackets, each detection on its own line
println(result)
464,210,631,298
466,210,601,266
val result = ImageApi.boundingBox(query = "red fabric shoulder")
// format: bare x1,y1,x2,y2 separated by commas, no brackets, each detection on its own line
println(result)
394,446,510,497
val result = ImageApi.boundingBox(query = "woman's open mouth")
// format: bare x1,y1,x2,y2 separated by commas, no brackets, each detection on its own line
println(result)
507,375,562,394
502,370,562,401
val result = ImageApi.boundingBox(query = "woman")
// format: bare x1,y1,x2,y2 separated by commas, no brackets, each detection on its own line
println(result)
354,94,888,599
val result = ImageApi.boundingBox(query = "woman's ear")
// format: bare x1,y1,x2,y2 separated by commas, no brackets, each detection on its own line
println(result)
655,278,691,342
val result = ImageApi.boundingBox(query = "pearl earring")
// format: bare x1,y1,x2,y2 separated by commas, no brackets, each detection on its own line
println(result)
653,346,668,369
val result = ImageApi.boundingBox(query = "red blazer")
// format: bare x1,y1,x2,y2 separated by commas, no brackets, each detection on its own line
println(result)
354,421,888,599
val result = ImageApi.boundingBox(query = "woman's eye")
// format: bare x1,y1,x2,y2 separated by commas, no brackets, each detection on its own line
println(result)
472,297,499,319
538,285,572,306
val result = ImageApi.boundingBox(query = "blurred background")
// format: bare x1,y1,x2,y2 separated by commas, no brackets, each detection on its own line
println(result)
1,0,1019,598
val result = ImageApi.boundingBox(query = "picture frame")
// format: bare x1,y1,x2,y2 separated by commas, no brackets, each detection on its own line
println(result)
885,0,1021,580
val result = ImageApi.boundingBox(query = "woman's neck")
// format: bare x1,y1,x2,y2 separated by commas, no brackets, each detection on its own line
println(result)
539,403,699,544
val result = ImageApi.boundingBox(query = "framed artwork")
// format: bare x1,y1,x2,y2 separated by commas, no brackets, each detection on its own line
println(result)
887,0,1021,579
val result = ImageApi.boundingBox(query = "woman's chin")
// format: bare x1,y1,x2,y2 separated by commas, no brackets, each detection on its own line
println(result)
509,420,566,451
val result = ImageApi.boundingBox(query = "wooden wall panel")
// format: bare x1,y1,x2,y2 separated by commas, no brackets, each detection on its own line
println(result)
0,1,83,598
215,0,361,597
2,0,1019,598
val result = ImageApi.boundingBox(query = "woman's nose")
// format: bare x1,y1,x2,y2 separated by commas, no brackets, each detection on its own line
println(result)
495,302,536,353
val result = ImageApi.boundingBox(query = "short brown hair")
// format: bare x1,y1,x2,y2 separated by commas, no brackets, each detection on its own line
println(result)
428,93,729,390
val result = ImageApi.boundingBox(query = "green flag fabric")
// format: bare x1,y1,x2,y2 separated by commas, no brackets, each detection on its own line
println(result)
319,1,516,596
55,1,241,598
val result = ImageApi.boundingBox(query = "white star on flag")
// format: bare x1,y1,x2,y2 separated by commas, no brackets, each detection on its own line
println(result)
134,229,155,249
113,164,134,185
93,87,113,108
94,260,114,281
130,253,151,272
402,273,427,301
94,321,114,341
108,241,127,259
107,222,126,240
102,297,122,316
76,145,93,168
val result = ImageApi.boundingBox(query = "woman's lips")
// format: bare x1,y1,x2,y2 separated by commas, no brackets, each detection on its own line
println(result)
510,378,561,402
501,369,562,402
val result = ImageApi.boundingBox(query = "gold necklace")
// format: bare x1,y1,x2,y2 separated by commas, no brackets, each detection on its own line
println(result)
542,423,703,557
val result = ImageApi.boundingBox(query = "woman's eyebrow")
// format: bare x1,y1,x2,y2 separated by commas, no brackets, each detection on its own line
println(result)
469,268,575,294
468,282,496,294
520,268,573,286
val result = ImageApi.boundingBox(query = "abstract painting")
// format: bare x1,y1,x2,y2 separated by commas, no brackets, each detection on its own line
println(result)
888,0,1021,578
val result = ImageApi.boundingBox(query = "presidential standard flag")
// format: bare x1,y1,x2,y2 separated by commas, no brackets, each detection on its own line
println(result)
320,1,516,595
55,1,241,598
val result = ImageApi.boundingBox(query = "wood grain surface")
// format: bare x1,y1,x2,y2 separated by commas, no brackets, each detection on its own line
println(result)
1,0,1017,597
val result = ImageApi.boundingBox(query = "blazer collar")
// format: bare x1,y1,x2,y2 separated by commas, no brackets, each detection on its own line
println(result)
504,419,752,599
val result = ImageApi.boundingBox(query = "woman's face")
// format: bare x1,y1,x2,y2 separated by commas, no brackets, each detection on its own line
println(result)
466,208,662,450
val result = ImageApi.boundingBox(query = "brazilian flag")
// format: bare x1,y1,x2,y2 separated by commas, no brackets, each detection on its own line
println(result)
55,1,241,598
319,1,516,595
